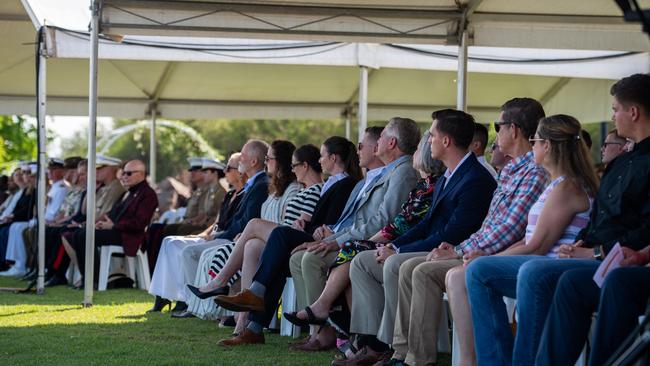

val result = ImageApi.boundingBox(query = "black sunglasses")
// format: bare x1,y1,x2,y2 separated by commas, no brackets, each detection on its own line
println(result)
122,170,142,177
494,121,518,133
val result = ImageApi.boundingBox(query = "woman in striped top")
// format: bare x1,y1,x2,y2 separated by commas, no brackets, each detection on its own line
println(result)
186,145,323,326
461,114,599,366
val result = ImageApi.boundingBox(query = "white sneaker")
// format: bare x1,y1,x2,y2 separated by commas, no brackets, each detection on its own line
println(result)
0,266,27,277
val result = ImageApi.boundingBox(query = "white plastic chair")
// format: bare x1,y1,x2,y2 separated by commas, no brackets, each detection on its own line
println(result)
280,278,300,338
97,245,151,291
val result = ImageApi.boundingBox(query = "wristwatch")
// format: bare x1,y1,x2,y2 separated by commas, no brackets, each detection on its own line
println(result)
593,245,604,260
454,245,464,258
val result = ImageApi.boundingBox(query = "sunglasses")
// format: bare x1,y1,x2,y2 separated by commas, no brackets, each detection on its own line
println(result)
122,170,142,177
494,121,518,133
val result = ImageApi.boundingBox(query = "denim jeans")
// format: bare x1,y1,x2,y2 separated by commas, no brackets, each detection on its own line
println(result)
466,255,598,366
536,265,650,366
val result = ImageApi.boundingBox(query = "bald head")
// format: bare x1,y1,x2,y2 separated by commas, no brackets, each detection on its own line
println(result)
121,159,147,188
239,140,269,176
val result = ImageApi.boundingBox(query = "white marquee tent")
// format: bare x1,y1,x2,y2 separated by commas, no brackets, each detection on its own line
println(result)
1,0,648,302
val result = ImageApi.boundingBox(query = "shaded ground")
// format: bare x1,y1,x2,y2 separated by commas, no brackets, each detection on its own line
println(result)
0,276,451,365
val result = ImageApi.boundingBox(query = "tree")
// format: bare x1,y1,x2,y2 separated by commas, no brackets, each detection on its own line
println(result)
0,115,38,173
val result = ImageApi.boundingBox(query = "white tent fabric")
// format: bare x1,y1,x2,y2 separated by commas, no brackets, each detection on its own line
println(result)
1,13,648,122
99,0,650,51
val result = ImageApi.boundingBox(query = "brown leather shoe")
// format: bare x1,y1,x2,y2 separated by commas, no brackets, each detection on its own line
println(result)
292,337,336,352
217,329,265,346
331,346,391,366
288,335,312,348
214,289,265,312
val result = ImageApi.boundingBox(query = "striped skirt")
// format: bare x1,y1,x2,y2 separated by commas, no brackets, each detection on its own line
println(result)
186,242,241,320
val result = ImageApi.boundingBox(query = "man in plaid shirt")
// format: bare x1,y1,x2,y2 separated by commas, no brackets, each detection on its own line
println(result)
387,98,549,366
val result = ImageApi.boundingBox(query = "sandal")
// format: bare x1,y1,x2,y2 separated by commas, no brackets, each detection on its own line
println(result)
283,306,327,327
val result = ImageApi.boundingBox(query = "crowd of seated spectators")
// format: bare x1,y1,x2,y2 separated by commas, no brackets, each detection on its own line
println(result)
0,73,648,366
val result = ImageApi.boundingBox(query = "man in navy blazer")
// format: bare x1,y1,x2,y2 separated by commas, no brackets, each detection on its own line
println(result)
343,109,497,364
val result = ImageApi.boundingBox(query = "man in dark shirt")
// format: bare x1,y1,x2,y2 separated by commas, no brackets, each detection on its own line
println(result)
507,73,650,366
71,159,158,286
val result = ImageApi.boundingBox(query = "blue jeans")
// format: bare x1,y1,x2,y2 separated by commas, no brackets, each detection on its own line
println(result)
466,256,598,366
536,266,650,366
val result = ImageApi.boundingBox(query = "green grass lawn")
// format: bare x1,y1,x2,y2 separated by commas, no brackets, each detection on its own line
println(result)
0,276,451,365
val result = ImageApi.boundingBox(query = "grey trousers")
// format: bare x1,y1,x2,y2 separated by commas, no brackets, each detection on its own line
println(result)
392,257,462,365
349,250,428,344
289,249,338,310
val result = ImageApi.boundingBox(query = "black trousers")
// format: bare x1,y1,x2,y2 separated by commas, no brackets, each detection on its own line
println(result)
72,228,122,279
249,226,314,327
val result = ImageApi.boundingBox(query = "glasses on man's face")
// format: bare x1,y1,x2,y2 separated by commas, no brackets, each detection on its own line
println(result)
122,170,142,177
602,142,623,148
494,121,516,133
264,156,276,162
225,165,237,172
291,162,304,169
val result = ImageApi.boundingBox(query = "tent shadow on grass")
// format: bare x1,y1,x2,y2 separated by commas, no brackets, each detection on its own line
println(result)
0,276,451,366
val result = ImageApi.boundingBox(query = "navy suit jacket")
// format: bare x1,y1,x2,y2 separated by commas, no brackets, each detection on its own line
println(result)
392,154,497,253
217,172,269,241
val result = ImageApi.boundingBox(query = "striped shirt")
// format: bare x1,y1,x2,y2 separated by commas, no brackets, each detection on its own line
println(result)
456,151,549,255
525,176,592,258
282,183,323,225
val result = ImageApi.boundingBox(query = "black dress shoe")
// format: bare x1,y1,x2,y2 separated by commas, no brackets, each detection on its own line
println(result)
171,301,188,313
21,269,36,281
187,284,230,299
171,310,196,318
147,296,172,313
45,275,68,287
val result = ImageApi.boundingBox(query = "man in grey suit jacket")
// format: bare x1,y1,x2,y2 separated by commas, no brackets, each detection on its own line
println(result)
289,117,421,341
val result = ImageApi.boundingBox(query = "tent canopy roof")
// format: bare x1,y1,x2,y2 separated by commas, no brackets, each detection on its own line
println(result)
99,0,650,51
0,0,648,123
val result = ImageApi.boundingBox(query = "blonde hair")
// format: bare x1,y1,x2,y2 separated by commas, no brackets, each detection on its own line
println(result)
537,114,599,196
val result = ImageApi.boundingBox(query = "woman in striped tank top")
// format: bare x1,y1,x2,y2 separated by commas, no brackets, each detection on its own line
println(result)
464,114,600,366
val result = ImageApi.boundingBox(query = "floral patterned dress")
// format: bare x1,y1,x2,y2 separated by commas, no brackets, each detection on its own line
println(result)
332,174,439,267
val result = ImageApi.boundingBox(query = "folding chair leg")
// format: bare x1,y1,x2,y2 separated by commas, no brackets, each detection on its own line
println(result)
97,246,112,291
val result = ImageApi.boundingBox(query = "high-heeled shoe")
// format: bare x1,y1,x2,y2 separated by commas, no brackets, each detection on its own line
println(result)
186,284,230,299
147,296,172,313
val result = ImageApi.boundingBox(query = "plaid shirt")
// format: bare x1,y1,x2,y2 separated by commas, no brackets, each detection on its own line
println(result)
456,151,549,255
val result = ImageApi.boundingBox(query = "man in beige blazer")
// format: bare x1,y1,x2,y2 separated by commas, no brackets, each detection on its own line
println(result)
289,117,421,342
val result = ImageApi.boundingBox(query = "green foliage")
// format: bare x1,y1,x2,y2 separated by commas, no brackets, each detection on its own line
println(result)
187,119,349,156
0,116,38,173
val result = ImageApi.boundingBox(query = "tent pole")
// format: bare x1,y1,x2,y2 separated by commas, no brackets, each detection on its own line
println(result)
83,0,100,307
456,30,468,111
345,110,351,140
358,66,368,142
149,107,157,186
36,27,47,294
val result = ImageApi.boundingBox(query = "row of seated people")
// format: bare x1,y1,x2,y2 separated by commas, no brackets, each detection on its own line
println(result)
144,73,649,366
0,157,91,279
0,155,166,288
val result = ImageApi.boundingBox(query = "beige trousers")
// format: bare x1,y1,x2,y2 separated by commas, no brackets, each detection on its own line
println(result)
392,257,462,366
349,250,428,344
289,249,338,310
